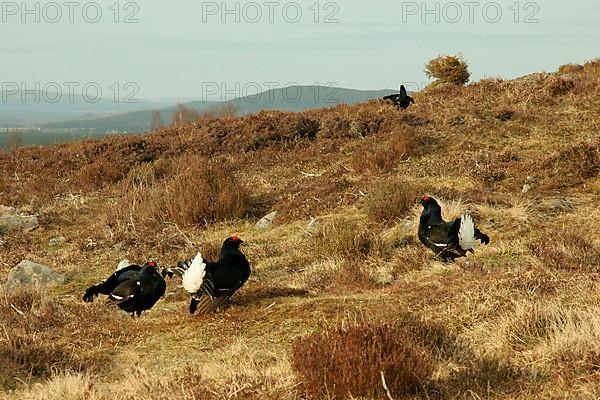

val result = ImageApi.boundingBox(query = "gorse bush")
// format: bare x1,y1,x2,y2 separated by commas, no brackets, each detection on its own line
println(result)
292,321,434,399
425,54,470,86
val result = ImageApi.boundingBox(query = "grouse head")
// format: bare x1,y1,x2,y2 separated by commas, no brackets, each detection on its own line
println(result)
400,85,408,97
224,235,244,249
144,261,160,271
420,195,440,208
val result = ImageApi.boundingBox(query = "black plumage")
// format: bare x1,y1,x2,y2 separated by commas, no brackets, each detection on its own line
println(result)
84,261,166,316
83,263,141,302
383,85,415,110
182,236,251,315
418,196,490,262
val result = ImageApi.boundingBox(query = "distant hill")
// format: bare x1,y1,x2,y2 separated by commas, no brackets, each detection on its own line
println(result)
44,86,396,133
0,91,170,126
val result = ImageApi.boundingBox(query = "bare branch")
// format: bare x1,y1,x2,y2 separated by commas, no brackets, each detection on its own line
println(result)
380,371,395,400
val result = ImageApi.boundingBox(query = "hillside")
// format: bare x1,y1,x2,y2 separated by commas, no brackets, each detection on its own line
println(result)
43,86,395,133
1,60,600,399
0,91,170,126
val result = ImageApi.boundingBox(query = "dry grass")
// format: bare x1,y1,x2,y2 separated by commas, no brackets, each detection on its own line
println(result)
351,127,419,174
0,287,130,391
310,216,386,261
109,157,252,240
529,230,600,272
366,180,420,223
3,59,600,399
292,321,434,399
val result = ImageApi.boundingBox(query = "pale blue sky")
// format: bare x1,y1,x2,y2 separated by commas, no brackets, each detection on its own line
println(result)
1,0,598,100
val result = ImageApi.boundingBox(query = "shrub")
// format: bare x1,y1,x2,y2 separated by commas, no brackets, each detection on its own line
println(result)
529,232,600,271
292,322,434,399
543,140,600,187
311,217,383,260
70,160,130,190
425,54,470,86
351,129,418,174
319,105,385,139
558,63,584,75
544,75,576,96
113,156,251,233
366,180,419,223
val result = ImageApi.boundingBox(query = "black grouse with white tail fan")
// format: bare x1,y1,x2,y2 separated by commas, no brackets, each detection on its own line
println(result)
383,85,415,110
418,196,490,261
181,235,250,314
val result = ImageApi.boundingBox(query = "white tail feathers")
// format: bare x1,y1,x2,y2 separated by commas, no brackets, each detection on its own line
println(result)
458,214,476,250
116,259,131,271
182,253,206,294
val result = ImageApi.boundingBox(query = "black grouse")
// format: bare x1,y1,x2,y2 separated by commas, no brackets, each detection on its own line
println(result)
418,196,490,261
383,85,415,110
83,259,141,302
181,235,250,315
84,261,166,316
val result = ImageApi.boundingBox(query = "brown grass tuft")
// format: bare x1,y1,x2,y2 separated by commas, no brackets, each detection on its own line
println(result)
111,156,251,237
558,63,584,75
0,287,125,390
311,217,385,260
542,139,600,187
292,321,434,399
366,180,419,223
529,231,600,272
351,129,418,174
544,75,577,96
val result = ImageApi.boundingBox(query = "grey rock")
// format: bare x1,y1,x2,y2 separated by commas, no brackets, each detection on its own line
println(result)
0,205,38,233
5,260,66,289
541,198,574,213
112,242,128,251
256,211,278,229
307,217,320,231
49,236,67,247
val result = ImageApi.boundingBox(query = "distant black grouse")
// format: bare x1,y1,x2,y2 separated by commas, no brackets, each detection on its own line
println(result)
84,261,166,316
178,235,251,315
418,196,490,261
383,85,415,110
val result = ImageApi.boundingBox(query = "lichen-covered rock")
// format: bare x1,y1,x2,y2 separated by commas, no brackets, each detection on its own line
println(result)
256,211,278,229
4,260,66,289
0,205,38,233
49,236,67,247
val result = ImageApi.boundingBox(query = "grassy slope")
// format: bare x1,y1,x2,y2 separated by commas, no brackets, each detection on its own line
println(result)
1,61,600,399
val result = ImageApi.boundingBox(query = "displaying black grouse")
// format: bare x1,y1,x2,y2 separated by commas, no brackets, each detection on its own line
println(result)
418,196,490,261
181,235,250,315
383,85,415,110
83,259,141,302
84,261,166,316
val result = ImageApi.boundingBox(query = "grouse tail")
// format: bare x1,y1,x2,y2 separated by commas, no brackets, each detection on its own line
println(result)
458,214,476,251
182,253,207,294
